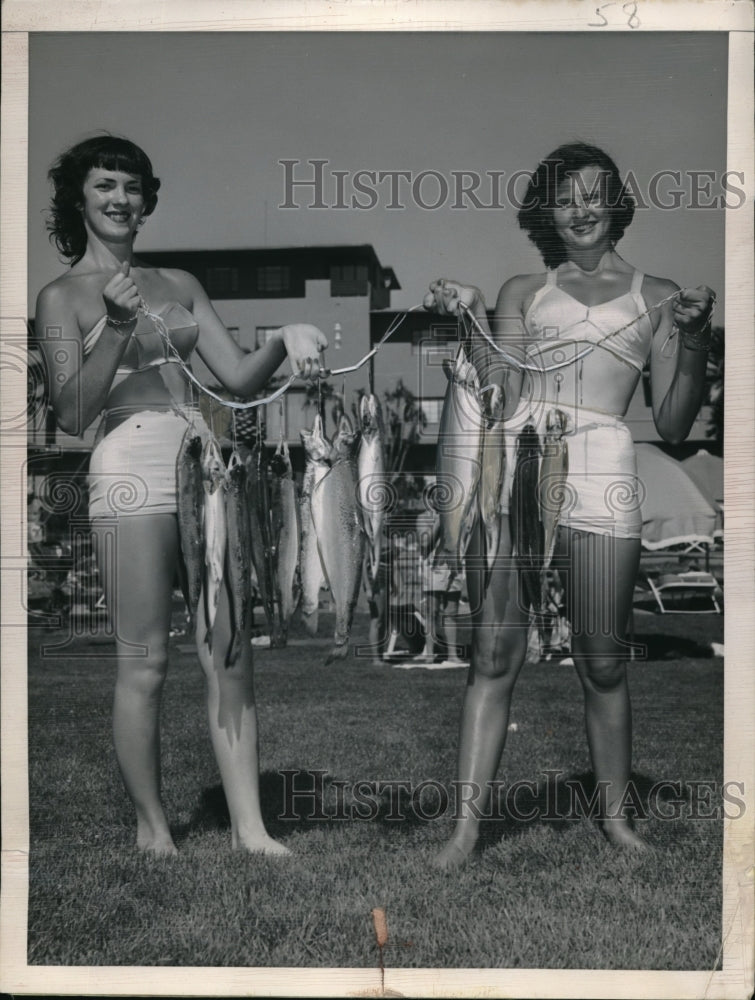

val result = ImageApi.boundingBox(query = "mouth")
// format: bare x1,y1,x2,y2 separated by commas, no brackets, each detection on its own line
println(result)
570,221,597,236
105,212,132,224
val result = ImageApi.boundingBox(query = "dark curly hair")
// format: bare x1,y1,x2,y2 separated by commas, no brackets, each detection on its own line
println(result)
517,142,635,269
46,135,161,264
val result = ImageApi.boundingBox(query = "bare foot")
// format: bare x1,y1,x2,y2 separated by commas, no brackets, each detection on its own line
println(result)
137,834,178,857
601,819,649,851
432,833,478,870
233,832,292,857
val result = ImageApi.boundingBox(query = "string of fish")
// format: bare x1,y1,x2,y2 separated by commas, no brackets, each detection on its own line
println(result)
136,299,426,411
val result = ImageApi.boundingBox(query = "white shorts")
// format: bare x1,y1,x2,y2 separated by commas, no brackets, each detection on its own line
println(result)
88,408,210,520
501,400,642,540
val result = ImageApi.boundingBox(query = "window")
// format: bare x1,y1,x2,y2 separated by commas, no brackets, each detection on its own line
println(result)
206,267,239,296
330,263,369,296
255,326,279,348
227,326,240,344
256,265,291,293
412,326,458,357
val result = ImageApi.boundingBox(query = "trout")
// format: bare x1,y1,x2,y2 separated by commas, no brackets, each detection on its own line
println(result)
357,393,387,591
329,413,359,462
270,439,301,644
176,430,205,628
434,347,485,574
224,451,254,666
299,413,331,635
201,436,227,651
478,383,506,586
539,408,569,573
312,420,365,663
245,444,276,641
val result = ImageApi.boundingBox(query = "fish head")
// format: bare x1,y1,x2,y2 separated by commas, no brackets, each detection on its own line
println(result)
201,437,226,483
330,414,358,460
301,413,331,462
360,393,384,439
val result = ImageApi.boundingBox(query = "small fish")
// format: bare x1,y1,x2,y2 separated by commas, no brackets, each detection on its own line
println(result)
435,347,485,574
300,413,331,636
270,439,301,644
357,393,387,592
329,413,359,462
477,383,506,588
224,451,254,666
245,444,276,642
539,408,569,573
312,424,365,663
176,431,205,628
201,436,227,651
510,422,542,616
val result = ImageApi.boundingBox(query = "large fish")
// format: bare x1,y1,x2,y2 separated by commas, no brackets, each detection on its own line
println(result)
270,439,301,644
477,383,506,586
201,436,227,651
245,444,276,641
224,451,254,666
357,393,387,591
176,430,205,628
434,347,485,574
299,413,331,636
312,418,365,663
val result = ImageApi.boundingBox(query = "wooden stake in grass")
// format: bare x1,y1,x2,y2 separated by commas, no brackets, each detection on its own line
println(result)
371,906,388,991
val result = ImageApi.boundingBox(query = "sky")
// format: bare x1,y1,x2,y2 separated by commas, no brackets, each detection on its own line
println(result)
28,31,728,317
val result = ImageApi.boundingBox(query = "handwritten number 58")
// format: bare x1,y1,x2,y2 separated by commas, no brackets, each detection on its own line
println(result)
589,2,640,28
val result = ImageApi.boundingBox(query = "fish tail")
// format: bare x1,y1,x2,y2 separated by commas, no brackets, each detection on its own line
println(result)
302,609,319,637
325,642,349,665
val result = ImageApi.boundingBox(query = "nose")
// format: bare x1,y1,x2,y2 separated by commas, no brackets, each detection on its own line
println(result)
110,185,129,206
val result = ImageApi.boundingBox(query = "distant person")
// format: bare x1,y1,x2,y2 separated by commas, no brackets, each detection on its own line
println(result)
36,134,327,855
424,142,715,866
417,509,464,664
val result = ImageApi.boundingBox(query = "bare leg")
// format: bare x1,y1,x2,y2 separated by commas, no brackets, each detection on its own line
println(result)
559,528,646,849
434,516,529,868
93,514,179,856
195,573,289,855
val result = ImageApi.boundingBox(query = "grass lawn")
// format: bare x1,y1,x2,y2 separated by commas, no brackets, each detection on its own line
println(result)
27,606,724,970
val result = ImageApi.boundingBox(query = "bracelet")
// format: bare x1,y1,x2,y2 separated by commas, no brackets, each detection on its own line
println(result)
106,313,138,331
679,317,712,352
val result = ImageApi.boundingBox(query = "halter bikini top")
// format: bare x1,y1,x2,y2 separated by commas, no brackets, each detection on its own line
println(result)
82,301,199,375
523,268,653,373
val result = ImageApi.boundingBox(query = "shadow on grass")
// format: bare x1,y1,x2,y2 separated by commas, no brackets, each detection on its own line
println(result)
630,632,716,661
477,769,693,849
175,767,697,848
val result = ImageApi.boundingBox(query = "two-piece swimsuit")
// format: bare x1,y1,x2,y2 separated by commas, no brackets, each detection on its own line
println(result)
85,303,210,519
500,267,654,540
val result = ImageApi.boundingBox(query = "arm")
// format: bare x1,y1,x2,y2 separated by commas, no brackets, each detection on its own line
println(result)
35,272,139,436
650,282,716,445
187,273,327,396
424,276,529,419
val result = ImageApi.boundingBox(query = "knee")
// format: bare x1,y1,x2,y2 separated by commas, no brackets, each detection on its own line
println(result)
472,625,527,682
118,640,169,694
582,655,626,692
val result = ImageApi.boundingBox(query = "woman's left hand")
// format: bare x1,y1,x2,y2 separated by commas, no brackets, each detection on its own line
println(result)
278,324,329,379
673,285,716,336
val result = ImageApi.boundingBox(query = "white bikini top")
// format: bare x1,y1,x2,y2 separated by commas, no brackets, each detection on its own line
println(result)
82,301,199,375
523,268,653,373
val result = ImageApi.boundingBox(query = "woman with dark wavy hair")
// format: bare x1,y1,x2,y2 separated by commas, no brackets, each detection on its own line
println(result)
424,141,715,867
36,134,327,855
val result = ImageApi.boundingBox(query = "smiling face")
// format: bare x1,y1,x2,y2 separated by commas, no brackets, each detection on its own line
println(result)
552,164,613,258
80,167,146,245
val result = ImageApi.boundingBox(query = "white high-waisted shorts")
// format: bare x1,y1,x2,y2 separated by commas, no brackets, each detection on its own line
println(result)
88,408,210,520
500,399,642,540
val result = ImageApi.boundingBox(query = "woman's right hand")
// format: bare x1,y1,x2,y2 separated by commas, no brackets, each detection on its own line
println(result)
102,261,140,323
278,323,329,379
423,278,484,316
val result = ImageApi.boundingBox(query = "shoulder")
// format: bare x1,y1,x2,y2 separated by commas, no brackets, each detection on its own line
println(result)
495,272,548,312
146,265,207,307
640,272,679,302
35,272,75,310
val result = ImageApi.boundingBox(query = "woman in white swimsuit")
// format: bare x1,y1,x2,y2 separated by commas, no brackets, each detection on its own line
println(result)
425,142,715,866
36,135,327,855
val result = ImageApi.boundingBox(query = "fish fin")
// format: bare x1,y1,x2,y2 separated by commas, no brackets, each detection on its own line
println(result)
204,624,213,652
